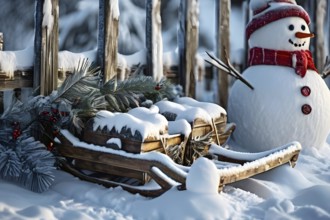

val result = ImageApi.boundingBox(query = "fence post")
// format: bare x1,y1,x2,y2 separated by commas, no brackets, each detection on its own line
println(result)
98,0,119,84
146,0,163,81
0,33,3,113
34,0,59,96
307,0,316,60
0,33,3,51
243,0,250,70
215,0,230,108
178,0,199,98
328,1,330,58
315,0,326,72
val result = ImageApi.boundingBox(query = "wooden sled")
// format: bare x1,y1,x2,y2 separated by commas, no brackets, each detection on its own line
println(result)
54,129,301,197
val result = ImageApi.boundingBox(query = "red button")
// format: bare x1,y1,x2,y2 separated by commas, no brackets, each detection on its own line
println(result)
301,104,312,115
301,86,311,97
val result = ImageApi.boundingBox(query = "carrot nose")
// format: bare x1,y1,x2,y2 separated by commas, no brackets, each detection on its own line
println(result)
295,32,315,39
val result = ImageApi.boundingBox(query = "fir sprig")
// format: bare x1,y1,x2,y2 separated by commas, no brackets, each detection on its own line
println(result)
0,135,55,193
55,59,102,105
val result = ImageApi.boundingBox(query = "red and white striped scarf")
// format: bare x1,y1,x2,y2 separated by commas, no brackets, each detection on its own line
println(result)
248,47,318,77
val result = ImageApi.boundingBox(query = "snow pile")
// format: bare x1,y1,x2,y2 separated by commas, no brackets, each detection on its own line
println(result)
92,109,168,140
58,50,97,71
186,157,219,194
155,100,212,124
127,107,168,134
0,46,34,78
174,96,227,118
210,141,301,161
168,119,192,137
42,0,54,32
106,138,122,149
0,51,15,78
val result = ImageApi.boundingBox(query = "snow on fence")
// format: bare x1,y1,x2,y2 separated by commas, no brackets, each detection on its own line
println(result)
0,0,329,114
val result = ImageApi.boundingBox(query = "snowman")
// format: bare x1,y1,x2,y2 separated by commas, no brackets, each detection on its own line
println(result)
228,0,330,152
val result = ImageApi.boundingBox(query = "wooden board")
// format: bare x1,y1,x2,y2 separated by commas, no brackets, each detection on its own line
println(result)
0,70,33,89
82,130,183,154
74,159,150,184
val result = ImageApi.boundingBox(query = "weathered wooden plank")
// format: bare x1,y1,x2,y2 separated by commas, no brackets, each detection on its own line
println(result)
74,159,149,183
328,1,330,60
0,33,3,51
83,129,182,154
146,0,163,81
315,0,327,72
243,0,251,70
34,0,59,96
307,0,316,60
0,72,33,89
178,0,199,98
58,158,166,197
216,0,230,109
98,0,119,84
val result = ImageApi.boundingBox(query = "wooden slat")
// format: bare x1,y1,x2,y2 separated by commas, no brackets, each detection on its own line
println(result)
146,0,163,81
219,150,300,186
243,0,251,70
216,0,230,109
74,159,150,183
34,0,59,96
315,0,327,72
0,32,3,51
82,130,182,154
178,0,199,97
98,0,119,83
0,70,33,90
58,158,167,197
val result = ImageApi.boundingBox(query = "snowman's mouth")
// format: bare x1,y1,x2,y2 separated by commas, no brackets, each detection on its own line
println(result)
288,39,306,47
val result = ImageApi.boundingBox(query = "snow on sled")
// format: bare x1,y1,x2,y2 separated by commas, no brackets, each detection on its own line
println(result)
53,99,302,197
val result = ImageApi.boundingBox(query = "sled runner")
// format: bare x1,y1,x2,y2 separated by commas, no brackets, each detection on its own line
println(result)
54,126,301,197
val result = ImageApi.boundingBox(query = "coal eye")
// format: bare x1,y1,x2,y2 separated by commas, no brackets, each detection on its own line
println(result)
288,24,294,31
301,25,306,31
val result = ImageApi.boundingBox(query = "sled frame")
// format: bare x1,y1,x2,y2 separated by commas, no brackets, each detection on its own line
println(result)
54,131,301,197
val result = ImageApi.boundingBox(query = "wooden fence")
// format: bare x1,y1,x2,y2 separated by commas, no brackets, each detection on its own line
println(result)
0,0,329,114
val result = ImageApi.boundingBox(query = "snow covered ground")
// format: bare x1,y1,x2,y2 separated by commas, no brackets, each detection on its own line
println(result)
1,135,330,220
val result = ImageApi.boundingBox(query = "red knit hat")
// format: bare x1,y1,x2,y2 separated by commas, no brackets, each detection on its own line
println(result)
246,0,311,40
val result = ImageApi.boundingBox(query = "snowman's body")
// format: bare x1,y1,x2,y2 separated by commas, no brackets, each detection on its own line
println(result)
229,66,330,152
228,10,330,152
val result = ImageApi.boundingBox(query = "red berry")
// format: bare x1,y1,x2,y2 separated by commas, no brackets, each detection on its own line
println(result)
52,108,59,114
47,142,54,151
41,111,50,115
60,111,69,117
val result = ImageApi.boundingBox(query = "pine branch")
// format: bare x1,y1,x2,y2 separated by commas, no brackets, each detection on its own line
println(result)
100,74,180,112
55,59,101,103
0,148,22,178
17,136,55,193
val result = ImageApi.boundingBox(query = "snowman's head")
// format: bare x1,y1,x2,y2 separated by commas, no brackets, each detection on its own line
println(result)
249,17,313,51
246,0,313,51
